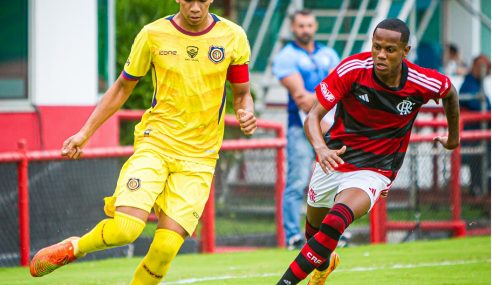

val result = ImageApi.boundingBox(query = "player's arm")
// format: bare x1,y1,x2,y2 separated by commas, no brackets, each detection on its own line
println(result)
62,75,138,159
434,84,460,150
279,73,316,113
230,82,257,136
305,102,346,174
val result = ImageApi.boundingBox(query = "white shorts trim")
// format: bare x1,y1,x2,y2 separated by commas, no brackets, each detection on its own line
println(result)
307,163,392,211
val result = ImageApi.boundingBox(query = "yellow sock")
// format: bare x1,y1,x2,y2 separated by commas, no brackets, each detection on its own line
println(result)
130,229,185,285
77,211,145,256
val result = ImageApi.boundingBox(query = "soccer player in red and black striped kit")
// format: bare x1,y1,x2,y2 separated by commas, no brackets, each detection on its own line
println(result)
276,18,460,285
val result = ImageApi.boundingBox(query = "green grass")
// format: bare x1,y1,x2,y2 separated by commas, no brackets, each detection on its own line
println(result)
1,236,489,285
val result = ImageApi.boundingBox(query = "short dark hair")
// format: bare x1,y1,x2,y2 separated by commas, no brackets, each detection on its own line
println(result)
448,43,459,54
373,18,410,45
290,9,314,22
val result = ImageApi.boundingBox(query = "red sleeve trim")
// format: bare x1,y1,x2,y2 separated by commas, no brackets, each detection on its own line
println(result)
227,64,249,83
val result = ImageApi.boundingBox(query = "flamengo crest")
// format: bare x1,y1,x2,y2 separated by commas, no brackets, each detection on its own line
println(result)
396,99,415,115
208,46,225,64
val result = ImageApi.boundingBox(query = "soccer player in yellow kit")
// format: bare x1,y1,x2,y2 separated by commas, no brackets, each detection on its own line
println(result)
29,1,257,284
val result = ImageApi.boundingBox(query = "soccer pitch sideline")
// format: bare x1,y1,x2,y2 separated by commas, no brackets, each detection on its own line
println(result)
1,236,489,285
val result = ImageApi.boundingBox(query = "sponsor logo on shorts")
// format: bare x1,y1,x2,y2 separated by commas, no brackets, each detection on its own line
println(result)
193,211,200,219
127,178,141,191
369,187,376,196
308,188,316,203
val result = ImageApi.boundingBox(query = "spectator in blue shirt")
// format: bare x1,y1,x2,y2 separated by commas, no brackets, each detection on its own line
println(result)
459,54,491,196
459,54,491,112
272,9,340,250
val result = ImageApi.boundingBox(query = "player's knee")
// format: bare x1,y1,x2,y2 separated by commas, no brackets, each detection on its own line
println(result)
113,227,142,245
147,231,183,266
149,241,177,264
107,212,145,246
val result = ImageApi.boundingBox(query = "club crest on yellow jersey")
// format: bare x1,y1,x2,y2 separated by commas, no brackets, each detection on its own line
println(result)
208,46,225,64
127,178,141,191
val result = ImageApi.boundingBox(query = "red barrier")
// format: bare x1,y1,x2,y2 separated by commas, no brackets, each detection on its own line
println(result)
17,141,30,267
370,111,490,243
201,179,216,253
1,112,286,265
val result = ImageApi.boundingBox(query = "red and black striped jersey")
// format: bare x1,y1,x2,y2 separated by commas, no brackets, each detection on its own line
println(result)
315,52,451,180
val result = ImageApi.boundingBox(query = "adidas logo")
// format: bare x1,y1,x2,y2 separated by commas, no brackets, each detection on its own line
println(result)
282,280,292,285
358,94,369,102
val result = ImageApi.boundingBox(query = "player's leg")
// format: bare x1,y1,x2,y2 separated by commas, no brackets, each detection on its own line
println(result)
277,170,390,285
77,206,148,254
283,126,315,249
130,213,187,285
277,188,367,285
77,146,169,254
131,158,215,285
305,205,340,285
30,146,167,277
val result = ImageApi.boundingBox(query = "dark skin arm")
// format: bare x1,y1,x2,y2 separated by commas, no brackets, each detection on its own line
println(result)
304,101,346,174
434,84,460,149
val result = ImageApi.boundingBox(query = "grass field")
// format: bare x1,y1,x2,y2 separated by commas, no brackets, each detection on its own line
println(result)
1,236,489,285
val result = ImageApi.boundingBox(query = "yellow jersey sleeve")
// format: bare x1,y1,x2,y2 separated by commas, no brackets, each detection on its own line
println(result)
231,28,250,66
123,28,152,79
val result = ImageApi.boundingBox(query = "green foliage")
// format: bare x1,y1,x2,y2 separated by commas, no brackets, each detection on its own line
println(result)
115,0,177,110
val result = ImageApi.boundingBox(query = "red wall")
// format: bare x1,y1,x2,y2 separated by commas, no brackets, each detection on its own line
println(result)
0,106,119,152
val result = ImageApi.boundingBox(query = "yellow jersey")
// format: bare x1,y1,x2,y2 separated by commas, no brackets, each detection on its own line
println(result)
122,14,250,166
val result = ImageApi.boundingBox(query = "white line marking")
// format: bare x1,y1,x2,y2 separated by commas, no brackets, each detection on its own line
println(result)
163,259,490,284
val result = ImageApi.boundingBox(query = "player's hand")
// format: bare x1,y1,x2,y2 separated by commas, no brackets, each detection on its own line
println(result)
433,136,460,150
61,132,89,159
236,109,257,136
315,145,346,174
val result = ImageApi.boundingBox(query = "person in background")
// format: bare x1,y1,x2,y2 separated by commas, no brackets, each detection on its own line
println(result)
443,43,468,76
29,1,256,284
272,9,340,251
459,54,491,196
276,18,460,285
459,54,491,111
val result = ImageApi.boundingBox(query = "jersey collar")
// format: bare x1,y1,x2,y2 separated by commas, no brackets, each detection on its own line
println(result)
167,13,220,36
372,61,408,91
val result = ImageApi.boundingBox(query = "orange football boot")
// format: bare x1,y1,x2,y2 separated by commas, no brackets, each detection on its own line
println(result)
30,237,80,277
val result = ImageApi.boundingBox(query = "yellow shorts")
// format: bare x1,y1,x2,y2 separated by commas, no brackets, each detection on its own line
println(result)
104,143,215,235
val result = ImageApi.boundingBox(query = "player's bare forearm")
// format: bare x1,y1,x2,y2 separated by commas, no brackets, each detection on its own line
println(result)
305,102,345,173
439,85,460,149
280,73,316,112
231,82,257,135
80,75,137,138
304,101,329,153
